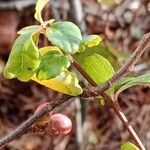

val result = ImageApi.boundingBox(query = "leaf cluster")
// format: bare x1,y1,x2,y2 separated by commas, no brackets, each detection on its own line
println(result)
3,1,150,149
4,0,114,96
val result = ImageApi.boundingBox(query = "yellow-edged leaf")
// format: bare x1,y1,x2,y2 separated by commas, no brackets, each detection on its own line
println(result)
3,31,40,82
34,0,49,23
78,35,102,52
32,46,83,96
36,50,70,80
32,70,83,96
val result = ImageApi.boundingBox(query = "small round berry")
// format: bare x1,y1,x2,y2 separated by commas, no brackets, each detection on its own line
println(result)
47,114,72,135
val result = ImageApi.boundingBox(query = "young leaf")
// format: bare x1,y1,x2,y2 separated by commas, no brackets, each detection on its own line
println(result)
78,35,102,52
34,0,49,23
32,46,82,95
46,21,82,54
32,70,83,96
36,50,70,80
18,25,41,35
77,53,114,84
121,142,139,150
114,74,150,99
3,32,40,82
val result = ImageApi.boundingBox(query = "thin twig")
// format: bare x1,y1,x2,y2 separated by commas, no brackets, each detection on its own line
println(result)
0,33,149,149
82,32,150,97
101,93,146,150
0,95,71,147
75,34,149,147
72,58,146,150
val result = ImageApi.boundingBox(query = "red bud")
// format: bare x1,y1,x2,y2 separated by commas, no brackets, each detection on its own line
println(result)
35,102,52,126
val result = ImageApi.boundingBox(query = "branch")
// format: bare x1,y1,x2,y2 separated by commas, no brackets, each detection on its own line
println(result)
72,32,150,150
0,95,72,147
73,59,146,150
0,31,149,149
82,32,150,97
101,93,146,150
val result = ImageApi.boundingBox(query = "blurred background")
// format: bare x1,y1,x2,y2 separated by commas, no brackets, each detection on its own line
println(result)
0,0,150,149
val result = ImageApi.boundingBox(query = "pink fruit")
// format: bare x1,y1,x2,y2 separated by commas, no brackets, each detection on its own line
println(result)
47,114,72,135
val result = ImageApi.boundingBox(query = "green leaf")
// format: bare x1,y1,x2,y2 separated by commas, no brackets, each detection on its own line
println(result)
18,25,41,35
3,32,40,82
76,43,121,71
78,35,102,52
46,21,82,54
34,0,49,23
36,50,70,80
32,46,82,95
114,74,150,99
32,70,83,96
77,53,114,84
114,77,134,92
121,142,139,150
